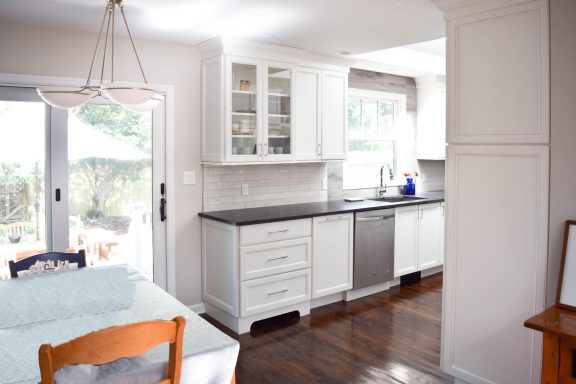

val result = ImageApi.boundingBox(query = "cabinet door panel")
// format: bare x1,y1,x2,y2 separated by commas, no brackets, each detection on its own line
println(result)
447,1,549,144
294,68,321,160
312,214,353,298
417,203,442,270
394,206,419,277
264,62,294,161
321,71,347,160
201,56,224,162
226,56,262,162
442,144,548,384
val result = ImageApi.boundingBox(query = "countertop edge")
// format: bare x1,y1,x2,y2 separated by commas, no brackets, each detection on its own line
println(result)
198,195,445,226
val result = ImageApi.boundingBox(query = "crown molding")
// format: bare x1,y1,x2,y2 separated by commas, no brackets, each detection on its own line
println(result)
197,36,352,72
431,0,540,19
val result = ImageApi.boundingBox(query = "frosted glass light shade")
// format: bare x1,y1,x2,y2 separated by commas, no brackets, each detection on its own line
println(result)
123,94,165,112
37,87,91,109
101,83,156,106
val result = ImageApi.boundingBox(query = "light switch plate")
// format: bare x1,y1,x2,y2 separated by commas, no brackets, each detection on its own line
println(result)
321,178,328,190
183,171,196,185
241,183,249,196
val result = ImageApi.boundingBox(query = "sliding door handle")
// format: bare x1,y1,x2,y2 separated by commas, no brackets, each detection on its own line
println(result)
160,197,167,222
160,183,166,221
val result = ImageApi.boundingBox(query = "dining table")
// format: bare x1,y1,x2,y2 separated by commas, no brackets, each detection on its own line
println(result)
0,265,239,384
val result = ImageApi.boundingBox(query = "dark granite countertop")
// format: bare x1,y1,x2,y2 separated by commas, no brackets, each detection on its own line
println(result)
198,191,444,226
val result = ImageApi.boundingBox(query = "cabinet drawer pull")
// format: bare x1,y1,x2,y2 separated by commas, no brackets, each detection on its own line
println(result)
268,229,289,234
267,288,289,296
267,254,289,261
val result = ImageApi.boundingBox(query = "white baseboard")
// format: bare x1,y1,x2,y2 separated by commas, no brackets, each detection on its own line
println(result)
311,293,345,309
421,265,443,278
188,303,206,314
345,281,392,301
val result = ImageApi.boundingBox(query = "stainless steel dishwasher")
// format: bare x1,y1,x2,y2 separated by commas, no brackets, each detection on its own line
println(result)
354,208,395,289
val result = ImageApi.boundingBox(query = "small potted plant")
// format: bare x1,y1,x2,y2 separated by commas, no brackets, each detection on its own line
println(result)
402,171,419,195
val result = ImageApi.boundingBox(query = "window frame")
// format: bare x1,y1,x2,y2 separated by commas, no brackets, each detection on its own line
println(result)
343,88,407,190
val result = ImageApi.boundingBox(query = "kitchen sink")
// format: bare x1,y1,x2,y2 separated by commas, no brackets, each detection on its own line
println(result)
369,196,426,203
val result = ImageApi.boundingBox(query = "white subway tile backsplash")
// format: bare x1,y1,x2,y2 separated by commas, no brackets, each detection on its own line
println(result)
203,163,328,211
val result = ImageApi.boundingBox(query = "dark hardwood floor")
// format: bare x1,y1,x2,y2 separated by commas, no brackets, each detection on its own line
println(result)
202,273,453,384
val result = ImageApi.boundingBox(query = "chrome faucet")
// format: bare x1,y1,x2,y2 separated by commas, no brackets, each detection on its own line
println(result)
378,164,394,197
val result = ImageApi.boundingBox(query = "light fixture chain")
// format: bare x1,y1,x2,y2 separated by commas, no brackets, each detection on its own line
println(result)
111,2,115,83
84,5,112,89
119,5,148,84
99,6,113,88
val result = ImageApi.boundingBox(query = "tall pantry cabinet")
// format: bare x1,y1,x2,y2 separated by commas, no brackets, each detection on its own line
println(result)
436,0,550,383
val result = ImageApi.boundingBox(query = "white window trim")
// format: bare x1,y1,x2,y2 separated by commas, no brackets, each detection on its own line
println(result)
344,88,407,190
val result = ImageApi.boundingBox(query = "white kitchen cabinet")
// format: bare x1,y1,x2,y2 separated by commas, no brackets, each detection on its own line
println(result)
438,0,550,382
199,37,349,164
202,218,313,334
294,68,322,161
417,203,443,270
312,213,354,298
446,1,549,145
393,205,419,277
293,68,348,161
416,75,446,160
321,71,348,160
202,55,296,163
394,202,443,277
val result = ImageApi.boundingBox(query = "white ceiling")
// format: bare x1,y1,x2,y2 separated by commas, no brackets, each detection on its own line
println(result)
353,37,446,77
0,0,445,58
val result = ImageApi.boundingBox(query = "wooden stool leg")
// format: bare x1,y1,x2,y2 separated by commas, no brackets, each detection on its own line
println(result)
542,332,560,384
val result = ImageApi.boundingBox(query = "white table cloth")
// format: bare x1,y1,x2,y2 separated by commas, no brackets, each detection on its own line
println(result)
0,266,239,384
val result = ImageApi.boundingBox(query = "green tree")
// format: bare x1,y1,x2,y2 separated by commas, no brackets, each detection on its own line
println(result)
69,105,151,222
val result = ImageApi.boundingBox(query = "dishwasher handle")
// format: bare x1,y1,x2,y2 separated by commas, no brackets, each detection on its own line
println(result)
356,215,394,222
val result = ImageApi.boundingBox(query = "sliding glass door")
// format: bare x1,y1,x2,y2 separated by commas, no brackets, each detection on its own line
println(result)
0,88,48,274
0,87,167,288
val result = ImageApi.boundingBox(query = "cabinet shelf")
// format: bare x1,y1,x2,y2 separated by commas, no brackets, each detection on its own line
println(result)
268,93,290,97
232,134,256,137
268,135,290,138
232,90,256,95
232,112,257,116
268,114,290,118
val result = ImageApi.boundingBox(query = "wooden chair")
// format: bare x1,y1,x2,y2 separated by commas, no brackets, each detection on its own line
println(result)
8,249,86,278
38,316,186,384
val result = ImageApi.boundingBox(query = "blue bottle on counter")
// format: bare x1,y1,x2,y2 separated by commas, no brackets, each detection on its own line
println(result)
403,177,415,195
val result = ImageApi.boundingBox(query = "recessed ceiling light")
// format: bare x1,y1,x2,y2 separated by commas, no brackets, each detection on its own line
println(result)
339,51,352,56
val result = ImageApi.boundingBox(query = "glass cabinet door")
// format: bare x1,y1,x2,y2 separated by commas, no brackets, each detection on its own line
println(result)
231,63,258,157
266,67,291,156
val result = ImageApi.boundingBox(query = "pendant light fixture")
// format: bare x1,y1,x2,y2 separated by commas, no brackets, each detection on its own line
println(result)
37,0,162,110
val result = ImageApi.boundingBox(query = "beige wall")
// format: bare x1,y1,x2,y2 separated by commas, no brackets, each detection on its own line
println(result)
547,0,576,305
0,22,203,305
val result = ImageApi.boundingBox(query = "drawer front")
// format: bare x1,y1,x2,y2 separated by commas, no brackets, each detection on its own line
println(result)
240,269,311,317
240,237,311,281
240,219,311,246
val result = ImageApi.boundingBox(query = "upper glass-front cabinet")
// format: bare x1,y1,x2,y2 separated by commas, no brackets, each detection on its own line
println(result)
227,58,293,161
231,62,258,158
266,66,292,158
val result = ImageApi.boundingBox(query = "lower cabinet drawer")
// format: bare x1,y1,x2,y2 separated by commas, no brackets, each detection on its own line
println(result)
240,237,311,281
240,269,311,317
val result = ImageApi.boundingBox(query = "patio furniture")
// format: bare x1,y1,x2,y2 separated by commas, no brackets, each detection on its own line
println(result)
8,250,86,278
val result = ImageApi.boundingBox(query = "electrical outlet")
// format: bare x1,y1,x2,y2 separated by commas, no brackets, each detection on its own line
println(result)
321,178,328,190
183,171,196,185
241,183,249,196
